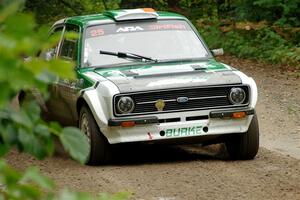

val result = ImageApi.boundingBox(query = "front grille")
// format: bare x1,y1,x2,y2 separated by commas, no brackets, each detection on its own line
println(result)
114,85,250,117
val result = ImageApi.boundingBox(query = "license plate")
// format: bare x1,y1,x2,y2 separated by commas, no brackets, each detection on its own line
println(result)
165,126,203,138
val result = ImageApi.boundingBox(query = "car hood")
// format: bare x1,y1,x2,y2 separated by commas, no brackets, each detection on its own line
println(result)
93,60,242,93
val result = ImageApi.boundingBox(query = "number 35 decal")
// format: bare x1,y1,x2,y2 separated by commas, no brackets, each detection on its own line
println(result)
90,29,105,37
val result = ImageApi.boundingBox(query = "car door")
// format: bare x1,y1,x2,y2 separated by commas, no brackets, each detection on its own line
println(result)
46,23,81,126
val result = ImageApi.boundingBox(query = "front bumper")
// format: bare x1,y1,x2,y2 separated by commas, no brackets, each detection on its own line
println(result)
108,108,255,126
102,108,255,144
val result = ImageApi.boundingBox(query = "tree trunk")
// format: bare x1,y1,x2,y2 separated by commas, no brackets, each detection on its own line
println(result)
102,0,107,10
58,0,84,15
216,0,225,18
167,0,179,10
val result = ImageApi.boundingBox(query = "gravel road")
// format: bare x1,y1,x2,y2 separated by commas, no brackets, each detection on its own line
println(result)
6,55,300,200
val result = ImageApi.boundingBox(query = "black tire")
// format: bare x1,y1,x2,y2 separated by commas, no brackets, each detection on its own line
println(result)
225,114,259,160
79,105,112,165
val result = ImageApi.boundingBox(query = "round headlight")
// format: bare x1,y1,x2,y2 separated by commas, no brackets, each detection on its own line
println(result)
117,96,135,114
229,87,246,105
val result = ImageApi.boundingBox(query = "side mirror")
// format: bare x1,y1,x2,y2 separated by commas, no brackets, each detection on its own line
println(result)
211,48,224,56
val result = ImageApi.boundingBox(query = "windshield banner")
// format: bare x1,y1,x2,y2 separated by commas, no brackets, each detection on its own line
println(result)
86,20,192,38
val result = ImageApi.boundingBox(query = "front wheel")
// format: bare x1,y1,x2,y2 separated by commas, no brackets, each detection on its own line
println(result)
79,105,112,165
225,114,259,160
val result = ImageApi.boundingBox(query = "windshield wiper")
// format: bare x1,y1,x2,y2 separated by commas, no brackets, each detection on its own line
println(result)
100,50,157,63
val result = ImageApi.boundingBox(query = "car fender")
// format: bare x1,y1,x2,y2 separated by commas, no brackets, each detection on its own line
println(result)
80,80,120,136
233,71,258,108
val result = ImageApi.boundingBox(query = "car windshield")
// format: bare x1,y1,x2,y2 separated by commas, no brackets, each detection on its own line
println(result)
83,20,209,68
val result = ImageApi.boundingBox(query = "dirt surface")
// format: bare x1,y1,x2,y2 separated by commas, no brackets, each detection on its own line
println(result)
221,55,300,159
6,55,300,200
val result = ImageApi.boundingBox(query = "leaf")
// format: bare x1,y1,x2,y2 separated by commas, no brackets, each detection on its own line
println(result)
18,128,48,159
1,123,18,144
24,59,46,76
34,124,50,138
4,13,35,40
12,184,42,200
59,127,90,164
47,59,75,79
49,121,62,136
36,70,58,84
58,190,92,200
98,191,132,200
8,65,36,91
0,159,22,185
111,191,132,200
0,1,22,23
0,83,11,108
10,110,33,128
0,143,10,157
21,167,54,190
23,101,41,123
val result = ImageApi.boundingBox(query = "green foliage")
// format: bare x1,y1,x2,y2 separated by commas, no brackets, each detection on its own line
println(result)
21,0,300,27
0,160,132,200
0,160,54,199
1,102,54,159
197,19,300,66
253,0,300,26
58,190,131,200
119,0,167,9
230,0,300,27
0,2,129,200
59,127,90,164
0,0,90,162
23,0,120,24
20,0,300,67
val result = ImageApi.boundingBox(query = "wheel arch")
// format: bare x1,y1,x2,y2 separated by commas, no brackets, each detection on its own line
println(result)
76,97,87,115
76,96,91,124
76,90,109,130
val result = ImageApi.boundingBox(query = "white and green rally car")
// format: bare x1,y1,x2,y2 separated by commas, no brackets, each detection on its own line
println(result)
41,8,259,165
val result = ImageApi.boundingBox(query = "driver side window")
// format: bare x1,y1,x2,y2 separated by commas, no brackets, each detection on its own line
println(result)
59,24,80,62
39,26,64,60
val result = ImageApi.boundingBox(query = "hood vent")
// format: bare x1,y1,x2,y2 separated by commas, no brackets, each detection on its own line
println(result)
122,70,139,77
191,64,207,71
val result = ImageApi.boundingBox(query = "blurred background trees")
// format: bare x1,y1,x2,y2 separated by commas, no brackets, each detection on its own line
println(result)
17,0,299,66
20,0,300,27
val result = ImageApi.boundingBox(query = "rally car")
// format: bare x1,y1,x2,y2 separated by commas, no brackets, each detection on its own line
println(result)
42,8,259,165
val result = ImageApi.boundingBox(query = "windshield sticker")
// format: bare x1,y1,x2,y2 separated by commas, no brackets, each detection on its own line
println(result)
148,24,186,30
90,28,105,37
116,26,144,33
86,20,191,38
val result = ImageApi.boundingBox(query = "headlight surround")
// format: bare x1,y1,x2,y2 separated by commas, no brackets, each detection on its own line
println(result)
117,96,135,114
229,87,246,105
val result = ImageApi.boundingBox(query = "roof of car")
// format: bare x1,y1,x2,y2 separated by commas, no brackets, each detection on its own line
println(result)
53,9,186,28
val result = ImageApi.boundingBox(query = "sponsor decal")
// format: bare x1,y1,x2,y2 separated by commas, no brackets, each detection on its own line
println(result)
155,99,165,111
116,26,144,33
148,24,186,30
90,28,105,37
165,126,202,137
86,20,192,38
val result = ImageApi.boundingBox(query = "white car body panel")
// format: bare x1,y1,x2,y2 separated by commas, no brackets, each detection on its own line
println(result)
81,69,257,144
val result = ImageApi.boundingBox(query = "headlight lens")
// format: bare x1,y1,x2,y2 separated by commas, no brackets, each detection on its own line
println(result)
117,96,135,114
229,87,246,105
